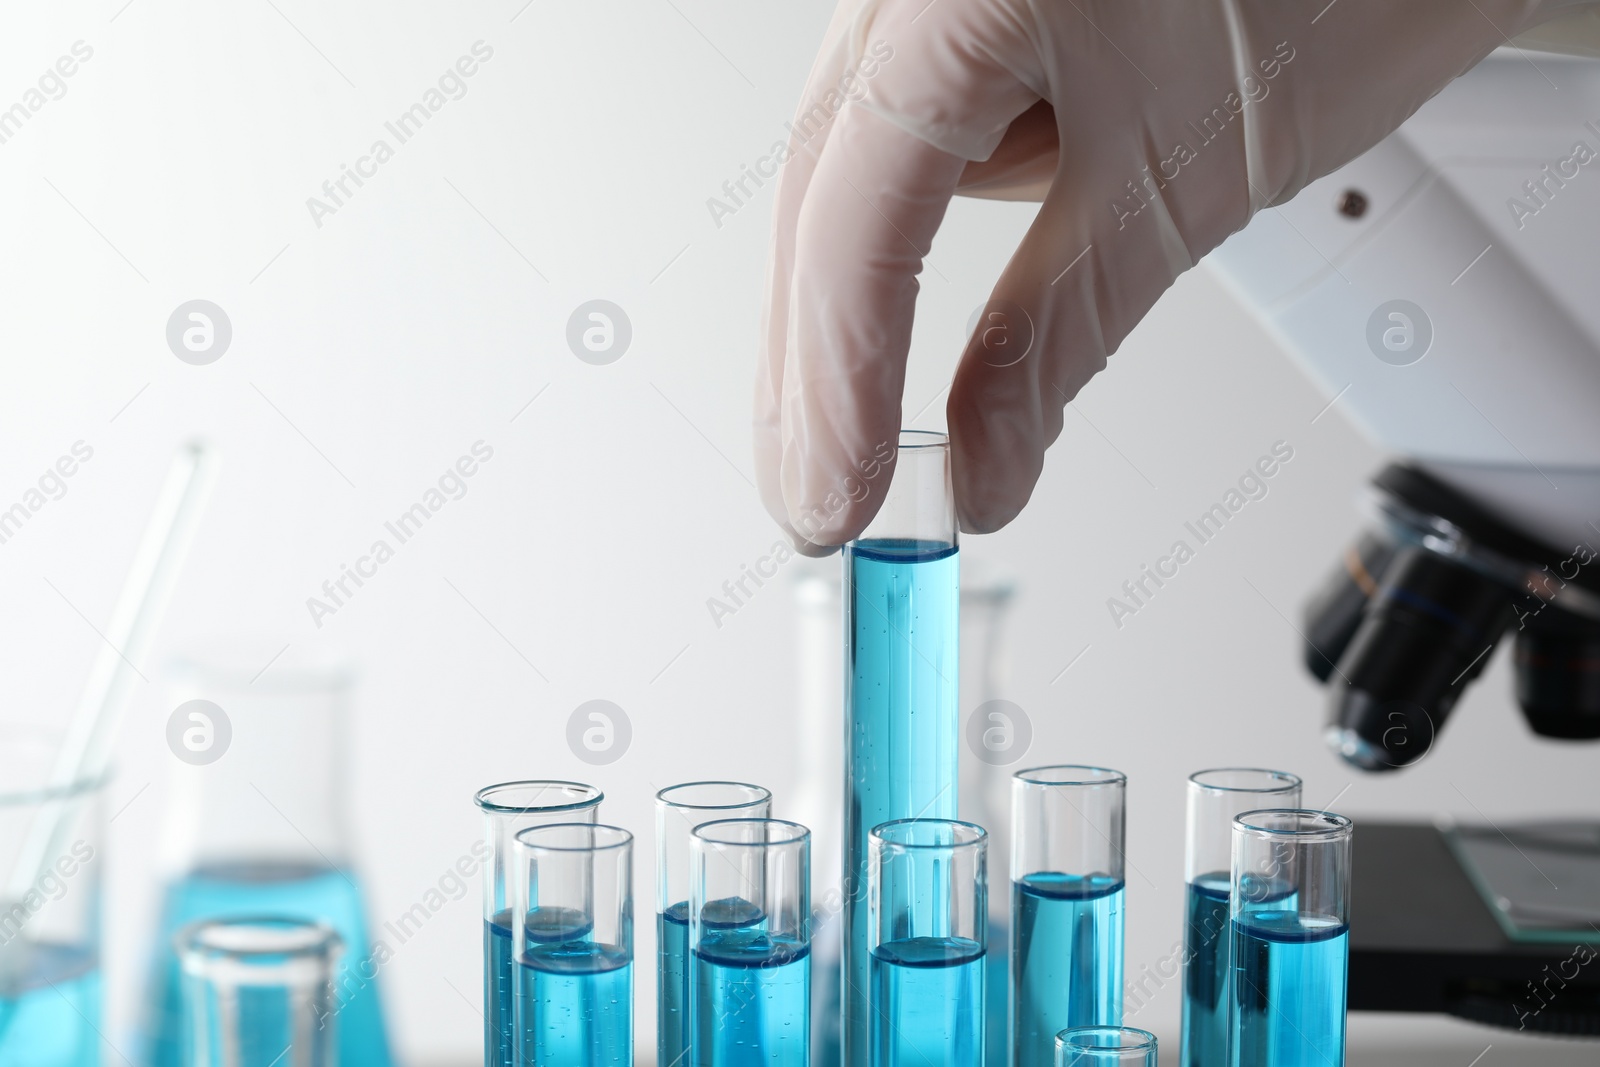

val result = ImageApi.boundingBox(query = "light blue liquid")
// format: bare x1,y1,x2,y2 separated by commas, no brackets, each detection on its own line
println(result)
845,539,959,1067
0,943,99,1067
659,905,691,1067
487,912,517,1066
662,897,765,1067
1011,874,1124,1067
1179,874,1231,1067
693,927,810,1067
515,907,632,1067
1229,912,1348,1067
870,936,984,1067
145,860,392,1067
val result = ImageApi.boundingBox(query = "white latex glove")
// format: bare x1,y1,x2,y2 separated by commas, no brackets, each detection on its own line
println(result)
755,0,1595,553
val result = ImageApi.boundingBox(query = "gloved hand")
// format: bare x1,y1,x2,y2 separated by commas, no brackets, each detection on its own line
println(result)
755,0,1595,553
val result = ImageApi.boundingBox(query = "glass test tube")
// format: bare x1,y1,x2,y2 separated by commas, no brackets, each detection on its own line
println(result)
844,430,960,1067
177,917,342,1067
514,823,634,1067
869,819,987,1067
1011,766,1127,1067
1179,770,1300,1067
1227,810,1352,1067
1054,1026,1157,1067
657,782,773,1067
476,781,603,1067
690,819,812,1067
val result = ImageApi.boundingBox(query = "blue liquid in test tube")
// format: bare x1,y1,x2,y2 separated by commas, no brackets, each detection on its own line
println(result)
658,783,772,1067
870,936,986,1067
1180,769,1300,1067
0,945,100,1067
1227,809,1351,1067
514,824,634,1067
690,819,812,1067
1010,767,1127,1067
844,430,961,1067
1012,872,1125,1053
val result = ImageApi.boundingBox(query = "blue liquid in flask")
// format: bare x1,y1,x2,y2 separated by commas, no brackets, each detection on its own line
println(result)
1011,873,1124,1067
1179,873,1231,1067
871,936,984,1067
1229,912,1348,1067
145,860,392,1067
845,539,959,1067
693,925,810,1067
516,906,631,1067
0,943,100,1067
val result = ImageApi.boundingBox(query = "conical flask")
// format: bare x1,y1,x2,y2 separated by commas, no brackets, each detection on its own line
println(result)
143,653,391,1067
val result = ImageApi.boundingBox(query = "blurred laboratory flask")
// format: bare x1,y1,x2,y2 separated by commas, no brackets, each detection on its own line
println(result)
791,562,1016,1067
0,729,107,1067
143,650,391,1067
177,917,341,1067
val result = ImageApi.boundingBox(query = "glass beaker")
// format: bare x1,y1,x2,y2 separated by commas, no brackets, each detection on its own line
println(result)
0,728,105,1067
177,916,341,1067
143,654,391,1067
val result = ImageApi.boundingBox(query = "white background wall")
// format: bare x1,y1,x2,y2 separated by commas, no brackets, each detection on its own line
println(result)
2,2,1596,1064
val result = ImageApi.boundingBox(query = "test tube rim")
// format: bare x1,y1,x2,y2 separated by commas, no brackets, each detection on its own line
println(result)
176,915,343,962
655,780,773,812
1188,767,1303,795
515,821,634,853
692,816,811,848
1014,764,1127,789
474,779,604,816
1053,1025,1158,1052
1233,807,1353,841
895,428,949,450
870,817,988,852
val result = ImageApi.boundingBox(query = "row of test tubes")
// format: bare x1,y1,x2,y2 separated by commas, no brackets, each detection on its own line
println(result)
471,769,1350,1067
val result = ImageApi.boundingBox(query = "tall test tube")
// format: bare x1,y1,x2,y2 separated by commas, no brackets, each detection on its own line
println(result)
475,781,603,1067
690,819,812,1067
844,430,960,1067
514,823,634,1067
869,819,987,1067
1179,770,1300,1067
1011,766,1127,1067
1228,810,1352,1067
1054,1027,1157,1067
657,782,773,1067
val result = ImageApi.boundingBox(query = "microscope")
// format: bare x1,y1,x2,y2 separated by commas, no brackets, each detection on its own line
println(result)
1208,16,1600,1038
